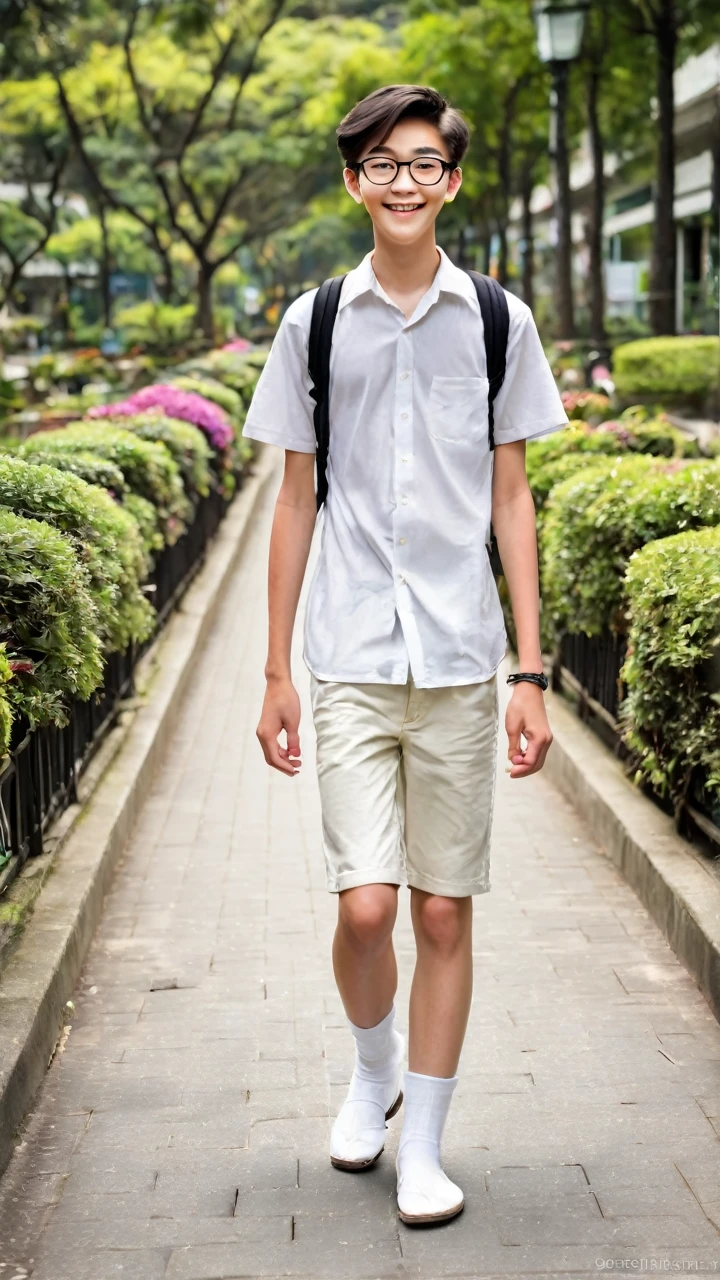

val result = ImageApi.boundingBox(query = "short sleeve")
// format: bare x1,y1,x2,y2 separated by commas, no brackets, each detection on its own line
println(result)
492,302,569,446
241,292,317,453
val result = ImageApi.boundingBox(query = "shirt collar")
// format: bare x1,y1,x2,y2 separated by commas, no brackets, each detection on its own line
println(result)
337,244,478,314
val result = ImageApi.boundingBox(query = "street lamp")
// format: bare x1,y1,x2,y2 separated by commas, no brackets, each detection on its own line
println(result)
533,0,590,339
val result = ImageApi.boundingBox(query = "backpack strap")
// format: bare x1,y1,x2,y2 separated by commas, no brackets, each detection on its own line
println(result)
308,275,346,512
465,271,510,451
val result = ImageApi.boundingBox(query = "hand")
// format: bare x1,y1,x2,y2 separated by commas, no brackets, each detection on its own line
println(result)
505,682,553,778
256,676,302,776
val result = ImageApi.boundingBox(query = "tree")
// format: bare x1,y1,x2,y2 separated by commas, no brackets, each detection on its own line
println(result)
0,76,68,309
51,5,349,337
624,0,720,334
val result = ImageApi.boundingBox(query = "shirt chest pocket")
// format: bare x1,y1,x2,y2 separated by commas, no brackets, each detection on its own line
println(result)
427,375,489,446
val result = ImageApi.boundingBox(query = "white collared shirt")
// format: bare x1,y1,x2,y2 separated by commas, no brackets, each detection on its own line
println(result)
242,245,568,688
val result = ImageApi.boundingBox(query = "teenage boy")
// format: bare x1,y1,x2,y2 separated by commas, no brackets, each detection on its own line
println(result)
243,84,568,1226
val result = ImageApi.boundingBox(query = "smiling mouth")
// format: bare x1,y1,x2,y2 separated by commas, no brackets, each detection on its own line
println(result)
383,203,426,213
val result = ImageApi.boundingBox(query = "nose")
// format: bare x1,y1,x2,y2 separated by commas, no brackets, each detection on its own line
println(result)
389,164,419,196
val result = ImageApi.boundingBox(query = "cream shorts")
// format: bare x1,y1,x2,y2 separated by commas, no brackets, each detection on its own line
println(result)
309,672,499,898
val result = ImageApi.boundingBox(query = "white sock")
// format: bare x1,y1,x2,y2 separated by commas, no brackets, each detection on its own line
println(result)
396,1070,464,1219
330,1004,405,1163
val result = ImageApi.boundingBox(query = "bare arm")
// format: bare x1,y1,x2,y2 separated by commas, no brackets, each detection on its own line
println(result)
256,449,317,776
491,440,552,777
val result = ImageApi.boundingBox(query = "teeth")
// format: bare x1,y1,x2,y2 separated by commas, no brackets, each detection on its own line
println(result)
386,204,422,211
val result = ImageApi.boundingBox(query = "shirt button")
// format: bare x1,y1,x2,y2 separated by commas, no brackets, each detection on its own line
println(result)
401,412,408,419
401,456,409,463
399,537,406,545
399,574,407,584
400,370,409,379
401,496,408,505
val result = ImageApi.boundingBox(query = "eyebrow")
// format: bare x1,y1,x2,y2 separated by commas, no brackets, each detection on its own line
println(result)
363,145,446,158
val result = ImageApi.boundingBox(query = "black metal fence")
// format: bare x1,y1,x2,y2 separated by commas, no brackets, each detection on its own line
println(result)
556,627,720,849
0,481,235,891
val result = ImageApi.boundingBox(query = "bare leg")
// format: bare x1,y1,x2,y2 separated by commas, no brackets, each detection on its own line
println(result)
408,889,473,1076
332,883,400,1027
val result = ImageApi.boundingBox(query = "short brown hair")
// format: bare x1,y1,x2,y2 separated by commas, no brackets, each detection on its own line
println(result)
336,84,470,169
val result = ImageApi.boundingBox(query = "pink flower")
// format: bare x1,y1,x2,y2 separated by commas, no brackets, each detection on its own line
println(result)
221,339,251,353
88,385,234,450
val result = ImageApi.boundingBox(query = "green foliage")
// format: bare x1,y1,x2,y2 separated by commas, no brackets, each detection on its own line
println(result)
0,644,13,758
525,416,696,512
103,413,212,500
169,375,244,425
200,349,268,406
19,448,128,497
620,526,720,810
21,424,191,546
0,457,153,654
542,456,720,641
613,336,720,404
0,509,103,727
114,301,197,353
122,493,162,555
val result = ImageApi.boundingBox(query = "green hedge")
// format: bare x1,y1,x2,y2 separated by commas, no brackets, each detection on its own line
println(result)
541,456,720,640
169,375,244,425
0,509,103,727
0,457,153,654
21,424,191,547
17,448,128,498
613,336,720,404
526,416,697,511
99,413,213,500
620,526,720,812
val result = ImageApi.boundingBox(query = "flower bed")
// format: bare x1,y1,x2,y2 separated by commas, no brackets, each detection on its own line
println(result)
0,344,266,887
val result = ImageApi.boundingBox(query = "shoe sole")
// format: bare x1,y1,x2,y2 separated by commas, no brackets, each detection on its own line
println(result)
329,1090,404,1171
398,1199,465,1226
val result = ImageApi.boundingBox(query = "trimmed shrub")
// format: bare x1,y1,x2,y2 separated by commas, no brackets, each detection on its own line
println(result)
88,385,233,451
169,375,244,425
0,457,153,654
100,413,213,500
620,526,720,812
21,424,191,546
0,644,13,758
0,509,103,726
526,416,695,513
17,447,128,498
202,348,268,406
613,335,720,406
541,456,720,640
560,391,613,422
122,493,163,556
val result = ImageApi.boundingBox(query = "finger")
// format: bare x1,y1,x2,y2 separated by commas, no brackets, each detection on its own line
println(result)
259,735,300,776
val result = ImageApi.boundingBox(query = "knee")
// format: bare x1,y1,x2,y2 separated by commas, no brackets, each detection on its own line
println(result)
338,886,397,956
413,892,470,954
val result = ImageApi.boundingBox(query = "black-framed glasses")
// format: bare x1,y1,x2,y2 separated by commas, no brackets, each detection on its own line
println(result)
353,157,455,186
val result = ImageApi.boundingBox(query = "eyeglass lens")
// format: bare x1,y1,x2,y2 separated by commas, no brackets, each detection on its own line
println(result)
362,157,445,185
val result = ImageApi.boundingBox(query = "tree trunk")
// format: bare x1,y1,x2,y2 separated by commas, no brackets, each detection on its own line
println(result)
553,60,575,338
649,4,677,335
520,166,535,313
195,259,216,340
587,64,606,345
98,200,112,328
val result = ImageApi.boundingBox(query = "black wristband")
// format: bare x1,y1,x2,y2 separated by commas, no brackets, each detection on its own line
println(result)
506,671,548,692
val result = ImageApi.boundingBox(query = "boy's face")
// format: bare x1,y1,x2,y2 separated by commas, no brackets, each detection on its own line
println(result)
344,117,463,244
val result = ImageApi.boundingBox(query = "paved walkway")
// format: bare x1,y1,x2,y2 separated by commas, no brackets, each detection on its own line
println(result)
1,457,720,1280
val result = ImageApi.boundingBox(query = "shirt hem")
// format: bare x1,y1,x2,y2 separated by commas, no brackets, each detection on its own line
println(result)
304,654,506,689
242,425,316,453
494,416,569,445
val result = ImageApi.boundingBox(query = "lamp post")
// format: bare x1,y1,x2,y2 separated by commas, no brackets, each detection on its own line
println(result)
533,0,589,340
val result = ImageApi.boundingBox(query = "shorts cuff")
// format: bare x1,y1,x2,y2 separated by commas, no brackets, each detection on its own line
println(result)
328,866,405,894
406,869,491,898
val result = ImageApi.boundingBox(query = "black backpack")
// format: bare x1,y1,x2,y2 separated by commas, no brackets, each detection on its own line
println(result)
308,269,509,577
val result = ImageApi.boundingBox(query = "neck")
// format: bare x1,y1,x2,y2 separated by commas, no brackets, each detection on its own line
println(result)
370,229,441,296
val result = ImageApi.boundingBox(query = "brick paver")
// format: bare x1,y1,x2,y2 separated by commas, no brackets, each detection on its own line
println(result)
1,456,719,1279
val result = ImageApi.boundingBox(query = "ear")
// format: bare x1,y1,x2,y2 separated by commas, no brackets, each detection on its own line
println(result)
343,166,364,206
445,166,463,203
